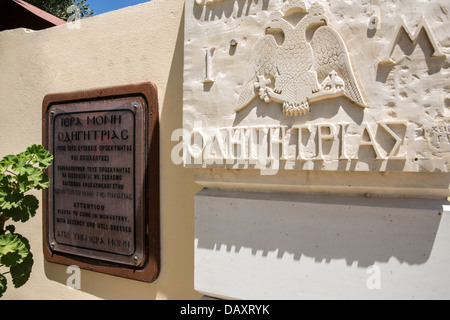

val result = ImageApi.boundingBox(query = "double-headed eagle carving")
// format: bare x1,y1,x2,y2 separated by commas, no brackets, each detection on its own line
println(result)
235,0,366,117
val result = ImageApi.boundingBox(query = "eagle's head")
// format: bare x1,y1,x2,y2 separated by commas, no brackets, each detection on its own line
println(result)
307,3,328,25
281,0,307,16
264,11,286,33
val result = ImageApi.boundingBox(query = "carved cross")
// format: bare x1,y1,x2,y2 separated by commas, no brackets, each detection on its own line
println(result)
254,75,272,103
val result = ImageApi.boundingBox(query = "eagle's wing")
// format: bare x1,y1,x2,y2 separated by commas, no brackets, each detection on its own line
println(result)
310,26,366,107
235,35,280,112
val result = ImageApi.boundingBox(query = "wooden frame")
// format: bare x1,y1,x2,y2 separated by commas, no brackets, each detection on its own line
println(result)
42,82,160,282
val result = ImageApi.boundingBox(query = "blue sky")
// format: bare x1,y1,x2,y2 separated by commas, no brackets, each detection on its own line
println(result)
87,0,151,16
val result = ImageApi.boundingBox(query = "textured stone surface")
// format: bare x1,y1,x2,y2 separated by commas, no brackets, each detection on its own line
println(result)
184,0,450,172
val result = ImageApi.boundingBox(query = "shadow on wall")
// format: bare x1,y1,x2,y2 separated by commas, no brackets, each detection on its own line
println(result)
195,190,445,268
233,96,366,127
43,261,159,300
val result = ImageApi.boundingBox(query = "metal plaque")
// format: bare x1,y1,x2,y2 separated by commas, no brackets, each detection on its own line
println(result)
43,83,160,281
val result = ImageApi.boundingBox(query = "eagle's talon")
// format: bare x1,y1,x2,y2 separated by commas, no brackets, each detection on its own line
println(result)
312,85,321,94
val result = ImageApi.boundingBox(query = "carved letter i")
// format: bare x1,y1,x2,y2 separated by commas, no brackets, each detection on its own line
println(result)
203,47,216,83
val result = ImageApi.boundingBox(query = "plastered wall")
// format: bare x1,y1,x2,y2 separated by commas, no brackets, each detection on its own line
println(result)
0,0,202,300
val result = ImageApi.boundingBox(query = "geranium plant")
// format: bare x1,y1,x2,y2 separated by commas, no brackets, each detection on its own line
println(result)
0,145,53,298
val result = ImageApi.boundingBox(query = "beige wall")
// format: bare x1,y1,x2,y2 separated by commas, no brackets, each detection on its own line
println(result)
0,0,202,299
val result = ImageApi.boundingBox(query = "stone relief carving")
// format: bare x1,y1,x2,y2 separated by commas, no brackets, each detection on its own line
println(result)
195,0,224,6
184,0,450,172
235,0,366,117
380,16,445,65
203,47,216,84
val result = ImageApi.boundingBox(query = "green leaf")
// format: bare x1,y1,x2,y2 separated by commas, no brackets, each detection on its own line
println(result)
5,225,15,234
23,0,94,21
24,145,54,169
0,145,50,297
0,155,17,175
3,195,39,223
24,166,43,185
0,174,12,185
10,251,33,288
0,233,29,267
0,181,23,211
15,166,50,193
21,195,39,220
0,274,6,298
16,174,32,193
16,167,44,192
10,156,29,176
35,172,50,190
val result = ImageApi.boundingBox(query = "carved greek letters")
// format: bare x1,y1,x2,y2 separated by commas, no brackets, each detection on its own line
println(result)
203,47,216,84
380,16,445,65
184,0,450,172
183,121,410,167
